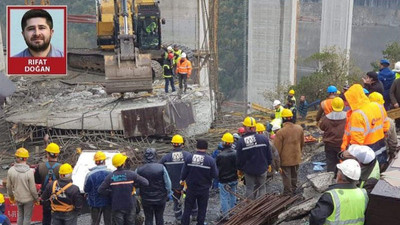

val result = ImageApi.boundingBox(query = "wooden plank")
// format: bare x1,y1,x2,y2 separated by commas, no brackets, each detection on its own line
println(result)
388,108,400,120
251,103,274,114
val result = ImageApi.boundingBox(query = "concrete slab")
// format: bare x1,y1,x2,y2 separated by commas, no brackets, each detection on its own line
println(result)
307,172,335,192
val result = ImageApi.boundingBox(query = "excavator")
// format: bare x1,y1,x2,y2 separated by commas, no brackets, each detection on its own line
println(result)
68,0,164,94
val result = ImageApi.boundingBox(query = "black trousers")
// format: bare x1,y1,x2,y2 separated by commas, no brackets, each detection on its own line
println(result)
142,202,166,225
181,189,209,225
42,201,52,225
325,144,340,173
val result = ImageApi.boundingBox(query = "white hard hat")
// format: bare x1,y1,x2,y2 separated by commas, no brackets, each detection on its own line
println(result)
273,100,281,107
393,61,400,72
272,124,280,132
337,159,361,181
181,53,187,58
167,46,173,51
347,144,376,164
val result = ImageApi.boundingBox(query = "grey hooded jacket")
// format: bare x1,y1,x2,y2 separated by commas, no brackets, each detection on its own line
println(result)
7,163,38,203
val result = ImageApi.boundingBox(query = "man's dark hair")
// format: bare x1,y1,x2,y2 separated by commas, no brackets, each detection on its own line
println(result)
21,9,53,31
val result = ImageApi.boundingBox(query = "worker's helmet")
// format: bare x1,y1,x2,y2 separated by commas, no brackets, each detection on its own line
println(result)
327,86,337,93
281,109,293,118
112,153,128,168
181,52,187,58
171,135,184,144
59,163,73,175
94,151,106,161
15,148,29,158
394,61,400,72
233,133,240,140
337,90,341,95
369,92,385,105
221,133,234,144
336,159,361,181
272,124,281,132
256,123,266,132
45,143,60,154
0,193,4,204
167,46,173,51
273,100,281,107
242,117,256,128
331,97,344,112
380,59,390,65
363,88,369,95
288,90,295,95
347,145,376,164
238,127,245,134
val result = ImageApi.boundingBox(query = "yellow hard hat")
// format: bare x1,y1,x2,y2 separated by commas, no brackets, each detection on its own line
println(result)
332,97,344,112
94,151,106,161
112,153,127,168
0,193,4,204
242,117,256,127
281,109,293,118
289,89,295,95
59,163,73,175
171,135,184,144
369,92,385,105
15,148,29,158
337,90,341,95
256,123,266,132
45,143,60,154
221,133,234,143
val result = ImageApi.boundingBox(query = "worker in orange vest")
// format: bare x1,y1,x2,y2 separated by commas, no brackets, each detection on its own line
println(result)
176,52,192,93
316,86,338,122
342,84,389,169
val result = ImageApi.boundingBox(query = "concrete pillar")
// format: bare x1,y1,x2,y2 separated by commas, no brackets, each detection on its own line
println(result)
320,0,354,57
247,0,298,107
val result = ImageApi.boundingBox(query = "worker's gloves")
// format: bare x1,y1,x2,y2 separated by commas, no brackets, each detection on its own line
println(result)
268,165,272,173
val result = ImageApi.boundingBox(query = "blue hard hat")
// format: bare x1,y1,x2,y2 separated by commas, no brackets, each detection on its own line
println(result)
380,59,390,65
327,85,338,93
363,88,369,95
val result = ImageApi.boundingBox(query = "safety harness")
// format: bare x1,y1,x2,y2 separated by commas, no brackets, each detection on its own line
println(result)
50,180,74,212
42,161,60,192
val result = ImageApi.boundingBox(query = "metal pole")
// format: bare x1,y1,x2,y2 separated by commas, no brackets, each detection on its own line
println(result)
121,0,129,34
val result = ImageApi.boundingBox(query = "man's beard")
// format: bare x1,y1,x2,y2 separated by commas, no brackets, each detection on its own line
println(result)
24,34,51,52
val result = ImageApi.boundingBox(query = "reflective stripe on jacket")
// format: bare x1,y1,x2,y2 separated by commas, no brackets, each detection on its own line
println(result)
324,188,368,225
360,160,380,189
275,106,284,120
50,181,74,212
176,59,192,76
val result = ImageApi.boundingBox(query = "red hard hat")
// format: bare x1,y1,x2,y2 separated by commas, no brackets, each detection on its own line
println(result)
168,53,174,60
238,127,245,134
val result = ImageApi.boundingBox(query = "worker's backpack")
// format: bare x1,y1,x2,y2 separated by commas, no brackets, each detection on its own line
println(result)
42,161,60,192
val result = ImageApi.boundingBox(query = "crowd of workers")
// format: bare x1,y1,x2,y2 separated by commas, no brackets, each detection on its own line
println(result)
162,45,192,94
2,59,400,225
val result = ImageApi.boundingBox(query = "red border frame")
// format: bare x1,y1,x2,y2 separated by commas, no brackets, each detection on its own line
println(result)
6,5,67,76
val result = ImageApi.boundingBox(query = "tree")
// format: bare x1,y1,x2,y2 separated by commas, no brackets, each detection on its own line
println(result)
383,42,400,65
292,47,363,103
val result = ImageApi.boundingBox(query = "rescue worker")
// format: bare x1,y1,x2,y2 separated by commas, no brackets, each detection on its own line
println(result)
98,153,149,225
370,92,398,161
309,159,368,225
216,133,237,220
378,59,395,110
274,109,304,195
236,117,272,199
34,142,61,225
173,45,182,66
176,53,192,93
163,58,176,93
159,135,193,224
7,148,39,225
137,148,171,225
237,127,246,137
298,95,309,120
339,145,380,194
362,71,384,95
232,133,240,150
180,139,218,225
164,46,174,62
393,61,400,79
256,123,280,174
42,163,83,225
343,84,389,169
84,151,112,225
316,85,337,122
0,193,11,225
273,100,284,122
286,89,296,108
318,97,346,172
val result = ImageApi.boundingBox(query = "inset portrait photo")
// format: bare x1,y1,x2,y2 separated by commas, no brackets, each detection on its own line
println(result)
7,6,67,75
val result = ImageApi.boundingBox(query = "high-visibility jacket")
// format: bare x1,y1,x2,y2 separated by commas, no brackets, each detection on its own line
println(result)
360,160,380,189
321,98,334,115
163,64,173,78
176,59,192,77
50,181,74,212
173,49,182,65
324,188,368,225
341,110,352,151
275,105,284,120
396,72,400,80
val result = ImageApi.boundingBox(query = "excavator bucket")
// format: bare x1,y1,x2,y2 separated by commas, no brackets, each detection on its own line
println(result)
104,53,153,94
